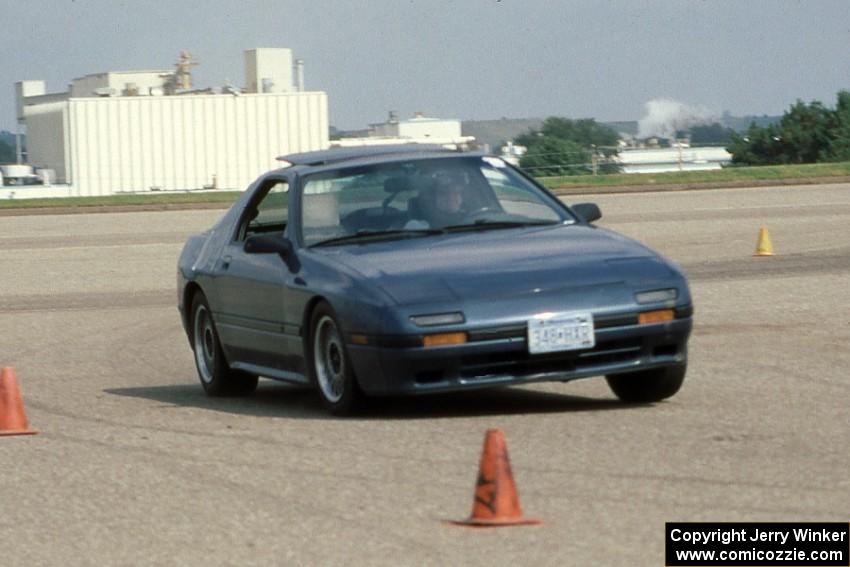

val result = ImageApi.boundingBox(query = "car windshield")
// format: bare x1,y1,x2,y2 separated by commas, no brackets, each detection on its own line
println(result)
300,155,570,247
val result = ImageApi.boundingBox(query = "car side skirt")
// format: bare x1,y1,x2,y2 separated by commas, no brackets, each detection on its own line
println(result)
229,362,310,386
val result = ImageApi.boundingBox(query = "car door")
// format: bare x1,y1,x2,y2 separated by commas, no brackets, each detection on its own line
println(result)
212,176,301,373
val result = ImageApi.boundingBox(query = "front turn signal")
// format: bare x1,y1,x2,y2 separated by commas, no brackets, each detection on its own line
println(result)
422,332,468,347
638,309,675,324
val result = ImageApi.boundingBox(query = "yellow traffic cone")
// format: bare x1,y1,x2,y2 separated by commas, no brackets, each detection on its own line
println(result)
754,227,774,256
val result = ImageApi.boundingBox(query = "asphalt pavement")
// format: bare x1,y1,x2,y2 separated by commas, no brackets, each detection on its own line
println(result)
1,183,849,566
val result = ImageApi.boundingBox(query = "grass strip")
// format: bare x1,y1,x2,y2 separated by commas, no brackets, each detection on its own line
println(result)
3,161,850,209
538,161,850,189
0,191,242,209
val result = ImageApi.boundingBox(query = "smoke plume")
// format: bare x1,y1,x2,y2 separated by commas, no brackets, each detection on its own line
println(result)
637,99,716,139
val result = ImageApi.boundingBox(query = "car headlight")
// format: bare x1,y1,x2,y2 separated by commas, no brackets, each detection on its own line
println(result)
635,288,678,304
410,312,465,327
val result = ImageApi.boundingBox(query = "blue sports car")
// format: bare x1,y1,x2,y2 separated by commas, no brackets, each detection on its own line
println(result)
177,145,693,414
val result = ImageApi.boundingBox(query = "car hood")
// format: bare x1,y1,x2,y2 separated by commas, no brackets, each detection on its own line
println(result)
319,224,676,305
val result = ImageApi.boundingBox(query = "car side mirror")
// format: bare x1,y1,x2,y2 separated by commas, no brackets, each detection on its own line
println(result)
572,202,602,223
244,234,293,256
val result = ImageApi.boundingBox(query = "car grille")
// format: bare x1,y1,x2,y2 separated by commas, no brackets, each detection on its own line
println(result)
465,313,639,343
458,337,644,380
410,306,691,385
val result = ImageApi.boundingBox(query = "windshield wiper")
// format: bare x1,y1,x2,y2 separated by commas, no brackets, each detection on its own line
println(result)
311,228,445,247
442,220,559,233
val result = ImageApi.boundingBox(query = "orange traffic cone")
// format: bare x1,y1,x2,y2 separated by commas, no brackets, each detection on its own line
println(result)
754,226,774,256
0,367,38,436
449,429,540,527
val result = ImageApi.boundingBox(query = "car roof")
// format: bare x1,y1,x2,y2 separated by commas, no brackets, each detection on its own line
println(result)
277,144,461,168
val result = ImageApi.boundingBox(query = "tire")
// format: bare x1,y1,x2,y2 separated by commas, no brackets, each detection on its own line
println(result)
190,293,259,397
308,302,364,415
605,364,686,403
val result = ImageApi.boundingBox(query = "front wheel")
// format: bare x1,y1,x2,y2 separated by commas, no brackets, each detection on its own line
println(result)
191,293,258,396
605,365,686,403
308,302,364,415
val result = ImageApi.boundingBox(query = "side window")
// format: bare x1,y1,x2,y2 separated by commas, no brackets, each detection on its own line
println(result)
244,180,289,238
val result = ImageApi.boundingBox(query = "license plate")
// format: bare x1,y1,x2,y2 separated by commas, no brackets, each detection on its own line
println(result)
527,312,595,354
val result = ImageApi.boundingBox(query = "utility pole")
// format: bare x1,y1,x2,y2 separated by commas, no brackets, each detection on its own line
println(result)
591,145,598,175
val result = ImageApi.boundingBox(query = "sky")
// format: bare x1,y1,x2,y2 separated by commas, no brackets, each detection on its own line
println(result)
2,0,850,133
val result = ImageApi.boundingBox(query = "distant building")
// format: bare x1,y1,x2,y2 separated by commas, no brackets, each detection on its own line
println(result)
498,141,526,166
616,147,732,174
371,111,464,139
461,117,544,152
332,111,474,149
14,48,328,196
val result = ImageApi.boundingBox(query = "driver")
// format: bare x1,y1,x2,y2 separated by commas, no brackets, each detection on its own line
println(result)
424,176,467,227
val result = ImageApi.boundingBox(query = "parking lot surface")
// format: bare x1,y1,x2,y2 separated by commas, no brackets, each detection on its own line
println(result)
1,183,849,566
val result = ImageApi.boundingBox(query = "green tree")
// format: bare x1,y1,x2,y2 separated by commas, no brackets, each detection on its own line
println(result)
518,136,591,176
778,100,833,163
728,94,839,165
689,123,735,145
825,90,850,161
516,117,619,175
728,123,785,165
516,117,619,149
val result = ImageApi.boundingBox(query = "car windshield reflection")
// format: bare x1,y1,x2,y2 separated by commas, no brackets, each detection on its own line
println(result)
311,228,446,247
300,156,569,247
442,219,562,232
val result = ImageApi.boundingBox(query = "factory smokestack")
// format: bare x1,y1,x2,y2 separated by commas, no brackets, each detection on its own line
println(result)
295,59,305,92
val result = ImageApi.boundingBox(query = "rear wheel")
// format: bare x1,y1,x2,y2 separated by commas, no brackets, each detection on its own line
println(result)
308,302,364,415
605,365,686,403
191,293,258,396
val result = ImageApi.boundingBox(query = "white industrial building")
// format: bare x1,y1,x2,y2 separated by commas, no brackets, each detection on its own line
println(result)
332,111,474,149
13,48,328,197
371,111,463,140
616,146,732,174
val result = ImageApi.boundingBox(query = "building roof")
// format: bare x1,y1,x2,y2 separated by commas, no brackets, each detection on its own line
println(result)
277,143,458,167
72,70,172,81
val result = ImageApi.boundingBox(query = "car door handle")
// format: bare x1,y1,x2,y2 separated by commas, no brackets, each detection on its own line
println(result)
221,255,232,270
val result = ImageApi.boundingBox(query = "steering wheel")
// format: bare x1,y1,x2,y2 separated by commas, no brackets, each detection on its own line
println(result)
463,206,500,220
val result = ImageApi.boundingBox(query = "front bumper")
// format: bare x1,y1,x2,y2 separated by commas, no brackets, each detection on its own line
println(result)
347,314,692,395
